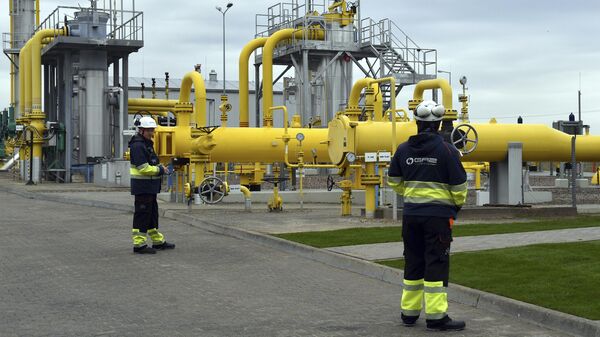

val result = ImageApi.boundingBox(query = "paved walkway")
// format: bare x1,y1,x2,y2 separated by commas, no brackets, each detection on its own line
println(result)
0,191,574,337
327,227,600,260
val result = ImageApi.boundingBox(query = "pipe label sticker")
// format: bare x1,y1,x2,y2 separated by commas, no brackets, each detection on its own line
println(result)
365,152,377,163
378,152,391,162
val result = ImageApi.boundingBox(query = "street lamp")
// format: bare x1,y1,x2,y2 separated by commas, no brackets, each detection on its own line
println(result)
216,2,234,95
437,70,452,86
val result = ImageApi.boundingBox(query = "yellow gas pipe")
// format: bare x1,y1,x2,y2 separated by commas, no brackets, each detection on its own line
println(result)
239,37,268,127
179,71,207,127
9,0,14,107
17,28,67,182
463,164,486,190
262,27,325,126
410,78,453,112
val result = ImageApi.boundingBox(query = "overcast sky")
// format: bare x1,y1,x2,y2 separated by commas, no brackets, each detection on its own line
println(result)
2,0,599,132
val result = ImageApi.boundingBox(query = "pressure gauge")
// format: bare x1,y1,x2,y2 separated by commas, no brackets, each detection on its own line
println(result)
346,152,356,163
296,133,305,142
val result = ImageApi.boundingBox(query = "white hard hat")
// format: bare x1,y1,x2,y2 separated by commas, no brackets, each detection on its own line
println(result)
414,100,445,121
138,116,157,129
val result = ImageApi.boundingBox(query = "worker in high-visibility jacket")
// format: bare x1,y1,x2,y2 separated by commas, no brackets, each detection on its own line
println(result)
388,100,467,331
129,116,175,254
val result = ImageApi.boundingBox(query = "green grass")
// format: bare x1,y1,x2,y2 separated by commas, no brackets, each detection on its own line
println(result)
274,216,600,248
379,241,600,320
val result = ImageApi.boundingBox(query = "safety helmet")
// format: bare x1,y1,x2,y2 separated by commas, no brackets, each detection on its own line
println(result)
414,100,445,122
138,116,157,129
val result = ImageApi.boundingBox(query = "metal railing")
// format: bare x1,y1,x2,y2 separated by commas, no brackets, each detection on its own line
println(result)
35,2,143,41
2,32,31,53
256,0,327,37
360,17,437,76
108,12,143,40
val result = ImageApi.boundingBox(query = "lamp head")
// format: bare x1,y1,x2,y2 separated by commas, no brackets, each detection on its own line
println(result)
226,2,233,8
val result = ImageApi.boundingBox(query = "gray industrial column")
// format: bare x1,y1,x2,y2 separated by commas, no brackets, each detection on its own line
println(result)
121,55,129,157
489,142,523,205
302,49,310,122
113,58,121,156
63,52,73,182
254,63,260,127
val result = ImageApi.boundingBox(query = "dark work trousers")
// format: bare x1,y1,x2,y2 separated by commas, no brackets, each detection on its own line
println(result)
402,215,452,286
133,194,159,233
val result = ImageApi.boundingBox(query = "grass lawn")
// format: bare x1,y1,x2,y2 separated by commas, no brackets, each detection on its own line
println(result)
274,216,600,248
379,241,600,320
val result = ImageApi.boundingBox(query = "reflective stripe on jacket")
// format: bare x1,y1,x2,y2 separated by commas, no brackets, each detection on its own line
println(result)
129,133,164,195
388,132,467,218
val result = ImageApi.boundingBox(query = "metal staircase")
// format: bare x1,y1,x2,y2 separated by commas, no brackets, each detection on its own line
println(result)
359,18,437,112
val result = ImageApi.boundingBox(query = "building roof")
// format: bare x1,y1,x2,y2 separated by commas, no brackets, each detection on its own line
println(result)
123,76,284,92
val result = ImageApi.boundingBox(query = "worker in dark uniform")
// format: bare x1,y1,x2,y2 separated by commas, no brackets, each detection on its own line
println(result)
388,100,467,331
129,116,175,254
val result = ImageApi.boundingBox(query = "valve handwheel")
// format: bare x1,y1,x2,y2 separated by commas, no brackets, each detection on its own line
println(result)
451,124,479,155
199,176,226,204
327,175,336,191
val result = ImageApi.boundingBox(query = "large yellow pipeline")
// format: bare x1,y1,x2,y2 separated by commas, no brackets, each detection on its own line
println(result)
262,28,325,126
128,98,176,115
239,37,268,127
327,118,600,163
413,78,453,110
179,71,207,127
191,128,329,163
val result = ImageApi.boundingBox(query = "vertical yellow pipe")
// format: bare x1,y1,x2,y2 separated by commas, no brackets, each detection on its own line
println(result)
238,37,268,127
9,0,15,107
179,71,207,127
262,28,324,126
364,162,376,218
36,0,40,27
27,28,67,182
23,42,32,116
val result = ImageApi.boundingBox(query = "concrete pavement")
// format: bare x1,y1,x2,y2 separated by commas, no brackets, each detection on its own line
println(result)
0,191,576,337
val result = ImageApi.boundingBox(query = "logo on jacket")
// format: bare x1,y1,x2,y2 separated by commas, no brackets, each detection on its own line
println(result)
406,157,438,165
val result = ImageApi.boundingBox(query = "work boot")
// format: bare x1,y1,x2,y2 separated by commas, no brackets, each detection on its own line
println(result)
401,313,419,327
133,245,157,254
153,242,175,250
426,315,466,331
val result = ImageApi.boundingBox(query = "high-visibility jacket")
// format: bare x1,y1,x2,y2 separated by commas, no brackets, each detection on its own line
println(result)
129,133,164,195
388,132,467,218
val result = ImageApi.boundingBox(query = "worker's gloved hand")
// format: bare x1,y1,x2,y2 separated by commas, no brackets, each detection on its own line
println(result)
159,164,170,175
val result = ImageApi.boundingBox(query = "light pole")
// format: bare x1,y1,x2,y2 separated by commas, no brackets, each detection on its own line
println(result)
216,2,233,95
437,70,452,85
